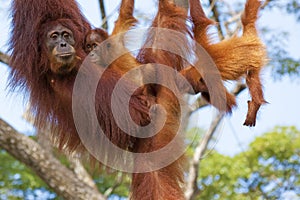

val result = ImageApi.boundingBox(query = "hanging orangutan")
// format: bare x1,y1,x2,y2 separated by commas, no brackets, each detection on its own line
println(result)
181,0,267,126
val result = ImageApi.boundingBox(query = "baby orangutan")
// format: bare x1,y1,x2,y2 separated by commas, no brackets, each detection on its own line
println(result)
84,28,109,66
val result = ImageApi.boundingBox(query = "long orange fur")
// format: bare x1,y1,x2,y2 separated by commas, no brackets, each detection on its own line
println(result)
182,0,268,126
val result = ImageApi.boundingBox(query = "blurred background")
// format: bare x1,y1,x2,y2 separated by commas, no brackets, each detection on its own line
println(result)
0,0,299,199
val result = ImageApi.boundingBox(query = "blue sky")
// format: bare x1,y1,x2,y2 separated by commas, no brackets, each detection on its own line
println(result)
0,0,299,156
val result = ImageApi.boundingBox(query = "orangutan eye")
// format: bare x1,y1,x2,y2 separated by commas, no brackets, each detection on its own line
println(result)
50,33,59,40
86,44,91,50
63,33,70,39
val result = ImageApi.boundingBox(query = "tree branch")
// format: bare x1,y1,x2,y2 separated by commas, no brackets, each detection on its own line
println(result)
0,119,106,200
208,0,225,40
103,172,124,197
185,113,223,200
99,0,108,30
185,83,246,200
68,156,99,190
99,2,121,30
23,105,98,190
261,0,271,9
0,51,10,65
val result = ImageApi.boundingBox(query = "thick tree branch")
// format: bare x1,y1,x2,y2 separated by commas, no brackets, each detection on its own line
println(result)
68,157,98,190
0,119,106,200
23,106,97,190
185,83,246,200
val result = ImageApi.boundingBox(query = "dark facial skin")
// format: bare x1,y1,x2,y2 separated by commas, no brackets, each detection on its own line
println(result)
84,32,102,64
84,32,101,53
46,24,76,74
84,29,110,66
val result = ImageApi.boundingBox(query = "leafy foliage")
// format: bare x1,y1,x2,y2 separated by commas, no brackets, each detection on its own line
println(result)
191,126,300,199
262,1,300,78
262,29,300,79
0,150,55,200
91,168,131,198
0,149,132,200
287,0,300,21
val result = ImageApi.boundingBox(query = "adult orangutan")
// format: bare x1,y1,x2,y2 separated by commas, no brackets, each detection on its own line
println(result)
9,0,91,151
